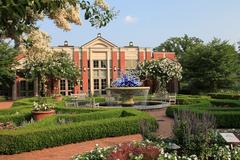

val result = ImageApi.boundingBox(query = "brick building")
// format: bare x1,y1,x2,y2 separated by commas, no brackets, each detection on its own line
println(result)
2,34,176,100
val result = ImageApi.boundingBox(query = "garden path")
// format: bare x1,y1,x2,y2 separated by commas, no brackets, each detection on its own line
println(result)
0,101,13,110
0,108,173,160
146,108,174,138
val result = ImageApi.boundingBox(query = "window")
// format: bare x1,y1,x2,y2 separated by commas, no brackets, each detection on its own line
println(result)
101,60,107,68
20,81,26,91
101,79,107,90
80,80,83,90
20,81,26,96
79,60,82,69
20,80,33,97
68,80,74,95
93,60,99,68
88,60,90,68
60,80,66,91
94,79,99,89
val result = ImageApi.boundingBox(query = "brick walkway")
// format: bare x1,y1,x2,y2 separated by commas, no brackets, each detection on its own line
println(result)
146,108,174,138
0,134,142,160
0,101,13,110
0,108,173,160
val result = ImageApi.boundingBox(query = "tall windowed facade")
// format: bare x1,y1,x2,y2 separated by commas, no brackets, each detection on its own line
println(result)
9,34,176,99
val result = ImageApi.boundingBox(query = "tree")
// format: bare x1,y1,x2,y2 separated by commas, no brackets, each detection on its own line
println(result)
0,0,117,44
154,34,203,60
182,38,239,92
20,29,80,96
135,58,182,94
0,42,18,87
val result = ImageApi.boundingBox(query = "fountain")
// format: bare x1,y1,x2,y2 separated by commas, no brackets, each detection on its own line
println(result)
107,86,150,106
104,74,168,109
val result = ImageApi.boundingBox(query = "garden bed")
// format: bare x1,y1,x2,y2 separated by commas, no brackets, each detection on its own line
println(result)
0,98,158,154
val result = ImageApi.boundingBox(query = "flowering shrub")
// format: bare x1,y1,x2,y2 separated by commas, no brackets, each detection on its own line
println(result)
72,140,240,160
135,58,182,93
20,29,80,96
107,141,161,160
73,144,112,160
32,102,54,111
111,74,142,87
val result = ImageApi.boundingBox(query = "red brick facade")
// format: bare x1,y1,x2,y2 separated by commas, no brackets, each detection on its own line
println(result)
145,51,151,61
112,51,118,80
138,51,144,62
73,50,80,94
120,51,126,74
82,51,88,94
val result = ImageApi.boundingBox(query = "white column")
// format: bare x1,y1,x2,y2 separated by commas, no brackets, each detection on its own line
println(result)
107,51,111,88
90,49,94,96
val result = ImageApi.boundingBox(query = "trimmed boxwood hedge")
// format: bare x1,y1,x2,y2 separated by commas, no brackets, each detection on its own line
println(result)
210,99,240,107
208,93,240,100
0,107,158,154
166,98,240,128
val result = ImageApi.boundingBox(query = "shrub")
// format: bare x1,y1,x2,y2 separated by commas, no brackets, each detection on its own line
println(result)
166,100,240,128
211,99,240,107
107,141,160,160
173,110,216,157
0,108,158,154
208,93,240,100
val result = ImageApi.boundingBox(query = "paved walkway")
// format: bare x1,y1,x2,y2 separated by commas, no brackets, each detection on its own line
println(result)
0,134,142,160
0,101,13,110
146,108,174,138
0,107,173,160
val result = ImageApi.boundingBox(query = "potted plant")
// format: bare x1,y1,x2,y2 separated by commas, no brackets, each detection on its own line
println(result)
32,101,55,121
52,94,63,101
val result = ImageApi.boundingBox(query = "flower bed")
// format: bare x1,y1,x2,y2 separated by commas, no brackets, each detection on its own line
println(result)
73,140,240,160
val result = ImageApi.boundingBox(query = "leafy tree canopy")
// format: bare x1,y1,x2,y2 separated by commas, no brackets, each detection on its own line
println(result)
0,0,117,43
182,38,239,92
154,34,203,59
0,42,18,87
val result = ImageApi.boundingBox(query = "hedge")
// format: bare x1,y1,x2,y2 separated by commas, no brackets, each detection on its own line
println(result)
208,93,240,100
0,108,158,154
166,100,240,128
210,99,240,107
166,101,211,118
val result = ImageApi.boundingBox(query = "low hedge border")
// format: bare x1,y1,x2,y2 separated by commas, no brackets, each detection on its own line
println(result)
210,99,240,107
166,100,240,128
208,93,240,100
0,108,158,154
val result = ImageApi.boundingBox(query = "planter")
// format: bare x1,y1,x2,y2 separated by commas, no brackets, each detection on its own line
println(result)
54,95,63,101
32,110,56,121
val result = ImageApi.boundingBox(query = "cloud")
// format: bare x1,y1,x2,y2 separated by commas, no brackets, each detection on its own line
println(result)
124,16,137,24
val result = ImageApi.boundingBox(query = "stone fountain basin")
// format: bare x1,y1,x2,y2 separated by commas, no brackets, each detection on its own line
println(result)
106,87,150,96
106,87,150,106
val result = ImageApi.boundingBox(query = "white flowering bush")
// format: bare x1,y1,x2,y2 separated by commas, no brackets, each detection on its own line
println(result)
32,101,55,111
20,29,80,96
135,58,182,94
72,140,240,160
73,144,112,160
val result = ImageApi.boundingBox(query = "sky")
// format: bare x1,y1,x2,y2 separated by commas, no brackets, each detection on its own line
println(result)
37,0,240,49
